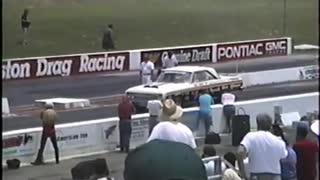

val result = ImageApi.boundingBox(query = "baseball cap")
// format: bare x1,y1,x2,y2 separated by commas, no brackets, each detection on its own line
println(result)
124,139,208,180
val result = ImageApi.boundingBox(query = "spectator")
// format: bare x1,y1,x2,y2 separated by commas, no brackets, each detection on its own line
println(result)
272,124,297,180
221,92,236,133
197,89,214,135
202,145,226,177
293,123,319,180
237,113,287,180
147,99,197,149
32,102,59,165
124,139,208,180
140,55,155,84
147,99,163,135
21,8,31,46
118,96,135,153
162,51,178,69
222,152,242,180
102,24,115,51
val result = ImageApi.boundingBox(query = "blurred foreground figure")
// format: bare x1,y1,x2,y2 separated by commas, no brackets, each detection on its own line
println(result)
124,139,208,180
32,102,59,165
293,123,319,180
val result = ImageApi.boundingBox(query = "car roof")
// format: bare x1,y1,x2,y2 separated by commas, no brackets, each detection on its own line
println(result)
165,66,214,73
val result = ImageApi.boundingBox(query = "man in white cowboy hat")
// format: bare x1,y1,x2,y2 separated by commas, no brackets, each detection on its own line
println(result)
147,99,197,149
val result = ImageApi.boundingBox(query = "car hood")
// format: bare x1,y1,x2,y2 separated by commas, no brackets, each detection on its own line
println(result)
125,82,191,95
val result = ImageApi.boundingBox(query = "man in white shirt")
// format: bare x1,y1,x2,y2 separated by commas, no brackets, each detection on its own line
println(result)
237,113,288,180
162,51,178,69
147,100,163,135
147,99,197,149
140,57,155,84
221,92,236,133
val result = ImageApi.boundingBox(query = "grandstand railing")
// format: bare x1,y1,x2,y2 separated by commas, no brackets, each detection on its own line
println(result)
202,156,223,180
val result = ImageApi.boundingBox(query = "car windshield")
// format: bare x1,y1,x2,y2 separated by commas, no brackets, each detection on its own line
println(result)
157,71,192,83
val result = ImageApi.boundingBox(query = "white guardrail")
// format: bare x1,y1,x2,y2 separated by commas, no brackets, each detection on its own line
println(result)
2,92,319,166
2,37,292,81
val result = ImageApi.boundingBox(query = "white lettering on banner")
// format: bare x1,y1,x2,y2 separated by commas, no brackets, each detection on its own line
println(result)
79,54,125,72
191,48,211,62
265,41,287,54
131,118,149,147
36,58,73,77
47,125,97,152
160,48,211,64
2,61,31,80
2,133,39,159
218,44,263,59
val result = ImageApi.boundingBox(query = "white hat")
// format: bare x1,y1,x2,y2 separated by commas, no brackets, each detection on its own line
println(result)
161,99,183,121
310,120,319,136
44,102,54,108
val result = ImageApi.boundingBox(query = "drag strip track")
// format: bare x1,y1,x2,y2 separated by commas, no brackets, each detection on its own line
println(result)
3,54,318,107
3,79,318,131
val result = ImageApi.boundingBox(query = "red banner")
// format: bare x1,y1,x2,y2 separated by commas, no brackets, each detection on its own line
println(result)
2,52,130,81
217,38,288,62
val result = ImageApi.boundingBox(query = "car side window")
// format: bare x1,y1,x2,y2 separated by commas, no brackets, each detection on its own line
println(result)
193,71,216,82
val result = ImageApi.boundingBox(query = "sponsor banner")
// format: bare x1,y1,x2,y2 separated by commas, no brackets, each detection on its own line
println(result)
100,121,119,150
2,132,39,159
131,117,149,148
141,45,213,68
299,66,319,80
47,125,98,152
217,38,289,61
2,51,130,81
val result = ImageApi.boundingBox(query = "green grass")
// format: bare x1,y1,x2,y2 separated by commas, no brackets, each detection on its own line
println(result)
2,0,318,59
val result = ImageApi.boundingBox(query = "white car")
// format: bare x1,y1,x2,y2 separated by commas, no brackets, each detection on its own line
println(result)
125,66,243,110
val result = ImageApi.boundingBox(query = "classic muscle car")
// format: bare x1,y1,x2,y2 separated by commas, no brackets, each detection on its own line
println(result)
125,66,243,111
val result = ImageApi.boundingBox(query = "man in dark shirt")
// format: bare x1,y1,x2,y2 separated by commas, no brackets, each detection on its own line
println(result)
293,123,319,180
21,8,31,46
102,24,115,51
118,96,135,153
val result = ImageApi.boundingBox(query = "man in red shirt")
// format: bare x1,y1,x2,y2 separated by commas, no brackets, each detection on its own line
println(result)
118,96,136,153
293,123,319,180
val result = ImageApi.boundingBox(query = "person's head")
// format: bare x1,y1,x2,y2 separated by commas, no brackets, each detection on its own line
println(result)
168,51,174,58
124,139,208,180
199,89,208,95
256,113,273,131
223,152,237,168
23,8,29,15
121,95,130,103
296,123,309,140
202,145,216,158
108,24,113,29
44,102,54,109
161,99,183,121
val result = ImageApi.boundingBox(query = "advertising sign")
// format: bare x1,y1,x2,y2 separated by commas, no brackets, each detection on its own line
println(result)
299,65,319,80
47,125,98,152
2,132,39,159
141,45,213,68
100,121,119,151
2,51,130,81
217,38,288,61
130,117,149,148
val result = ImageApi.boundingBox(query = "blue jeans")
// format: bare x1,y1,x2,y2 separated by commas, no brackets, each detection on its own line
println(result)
197,111,212,135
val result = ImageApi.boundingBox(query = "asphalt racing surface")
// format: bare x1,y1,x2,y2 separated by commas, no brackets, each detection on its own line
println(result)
3,54,318,107
2,53,319,132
